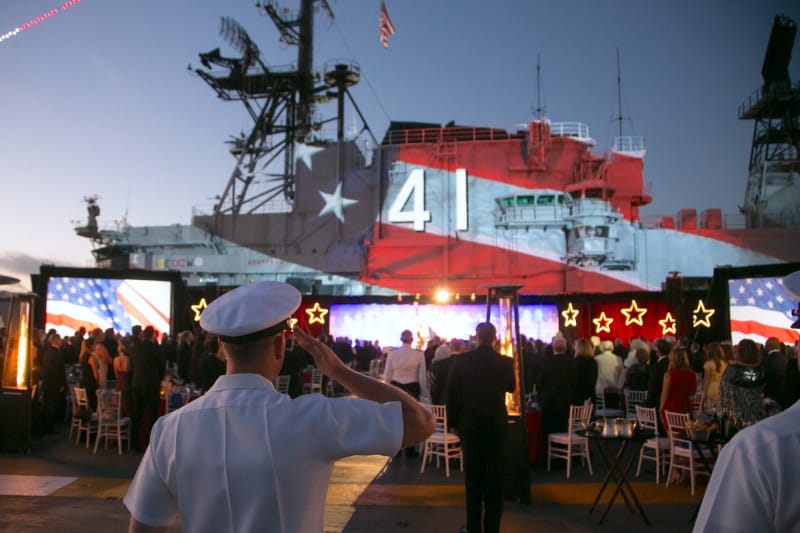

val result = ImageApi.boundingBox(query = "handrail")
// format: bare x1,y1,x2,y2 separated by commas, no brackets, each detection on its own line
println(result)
549,122,590,139
614,136,645,152
383,126,518,145
382,121,595,146
738,80,800,118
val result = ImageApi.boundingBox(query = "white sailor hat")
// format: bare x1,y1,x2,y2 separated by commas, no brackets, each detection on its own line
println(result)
200,281,301,344
783,271,800,302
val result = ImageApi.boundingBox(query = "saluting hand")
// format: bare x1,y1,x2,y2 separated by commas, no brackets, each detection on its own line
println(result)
293,328,342,378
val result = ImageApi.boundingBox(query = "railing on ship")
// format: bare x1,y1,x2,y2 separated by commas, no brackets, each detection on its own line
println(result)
382,122,597,145
549,122,590,140
613,136,645,153
738,80,800,119
383,126,519,145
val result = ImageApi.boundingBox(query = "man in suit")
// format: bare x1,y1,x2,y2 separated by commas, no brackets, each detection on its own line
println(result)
537,336,575,438
446,323,515,533
41,333,67,433
646,338,672,432
130,325,165,451
762,337,788,408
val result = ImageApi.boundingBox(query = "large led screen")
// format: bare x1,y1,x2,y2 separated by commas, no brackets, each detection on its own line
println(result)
45,276,173,337
329,302,560,349
728,276,800,345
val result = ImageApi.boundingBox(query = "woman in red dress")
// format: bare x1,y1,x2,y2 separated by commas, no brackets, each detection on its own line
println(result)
659,347,697,429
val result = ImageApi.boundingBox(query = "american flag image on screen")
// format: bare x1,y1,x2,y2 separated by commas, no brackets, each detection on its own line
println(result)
728,277,800,345
46,277,171,336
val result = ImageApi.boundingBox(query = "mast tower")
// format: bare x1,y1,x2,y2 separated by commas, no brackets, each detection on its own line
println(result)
739,14,800,228
193,0,363,220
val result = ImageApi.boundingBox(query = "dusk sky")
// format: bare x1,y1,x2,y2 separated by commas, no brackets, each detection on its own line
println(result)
1,0,798,289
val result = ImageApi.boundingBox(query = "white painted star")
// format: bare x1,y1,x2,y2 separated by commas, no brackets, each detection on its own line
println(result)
739,286,746,294
748,297,756,305
319,182,358,223
730,297,737,304
767,300,774,308
756,288,764,296
777,295,784,303
295,142,325,170
766,281,774,290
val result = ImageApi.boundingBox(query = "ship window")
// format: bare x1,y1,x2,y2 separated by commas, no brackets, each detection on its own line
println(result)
537,195,555,205
558,195,570,205
517,195,535,206
500,197,514,208
595,226,609,237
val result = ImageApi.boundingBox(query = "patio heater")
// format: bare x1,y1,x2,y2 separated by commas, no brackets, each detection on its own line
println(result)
0,290,36,453
484,284,531,504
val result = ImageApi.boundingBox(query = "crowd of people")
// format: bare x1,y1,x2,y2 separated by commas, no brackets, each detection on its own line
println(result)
20,305,800,533
520,332,798,443
28,324,228,449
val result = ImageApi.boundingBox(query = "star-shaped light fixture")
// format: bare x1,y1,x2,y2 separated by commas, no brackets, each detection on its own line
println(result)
692,300,715,328
658,312,677,335
592,312,614,333
620,299,648,326
190,298,208,322
305,302,329,325
319,182,358,223
561,302,579,327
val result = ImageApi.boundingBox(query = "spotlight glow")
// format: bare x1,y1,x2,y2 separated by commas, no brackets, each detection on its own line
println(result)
434,289,451,303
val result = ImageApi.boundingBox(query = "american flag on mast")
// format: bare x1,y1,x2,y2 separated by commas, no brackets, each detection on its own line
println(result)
379,1,396,49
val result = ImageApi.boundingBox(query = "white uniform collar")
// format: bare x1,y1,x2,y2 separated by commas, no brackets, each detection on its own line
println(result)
206,373,276,393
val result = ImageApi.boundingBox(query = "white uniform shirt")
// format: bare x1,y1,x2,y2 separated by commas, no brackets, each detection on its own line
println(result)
124,373,402,532
693,400,800,532
383,344,429,399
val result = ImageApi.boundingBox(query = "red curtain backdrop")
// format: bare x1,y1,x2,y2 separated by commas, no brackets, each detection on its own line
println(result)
563,300,677,342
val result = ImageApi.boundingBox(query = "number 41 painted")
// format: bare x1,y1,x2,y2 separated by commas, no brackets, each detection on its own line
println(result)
387,168,468,232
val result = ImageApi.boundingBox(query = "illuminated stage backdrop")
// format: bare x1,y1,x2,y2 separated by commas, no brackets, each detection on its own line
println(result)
330,303,560,348
728,276,800,345
45,276,173,337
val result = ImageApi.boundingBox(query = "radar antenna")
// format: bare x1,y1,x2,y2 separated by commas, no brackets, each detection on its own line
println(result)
192,0,370,221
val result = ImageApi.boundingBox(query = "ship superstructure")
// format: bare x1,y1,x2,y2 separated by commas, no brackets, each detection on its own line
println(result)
75,6,800,297
740,15,800,228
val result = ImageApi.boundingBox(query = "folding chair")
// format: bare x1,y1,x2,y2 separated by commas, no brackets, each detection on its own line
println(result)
595,390,624,418
420,404,463,478
275,375,291,394
624,389,647,419
664,410,709,495
94,389,131,454
303,368,323,394
547,403,594,479
73,387,98,449
635,405,670,483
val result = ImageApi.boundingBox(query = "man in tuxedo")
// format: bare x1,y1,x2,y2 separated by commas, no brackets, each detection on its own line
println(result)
646,338,672,432
446,323,515,533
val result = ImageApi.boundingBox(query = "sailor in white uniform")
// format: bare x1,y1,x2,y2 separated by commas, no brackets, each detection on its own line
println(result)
693,271,800,533
124,281,434,533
